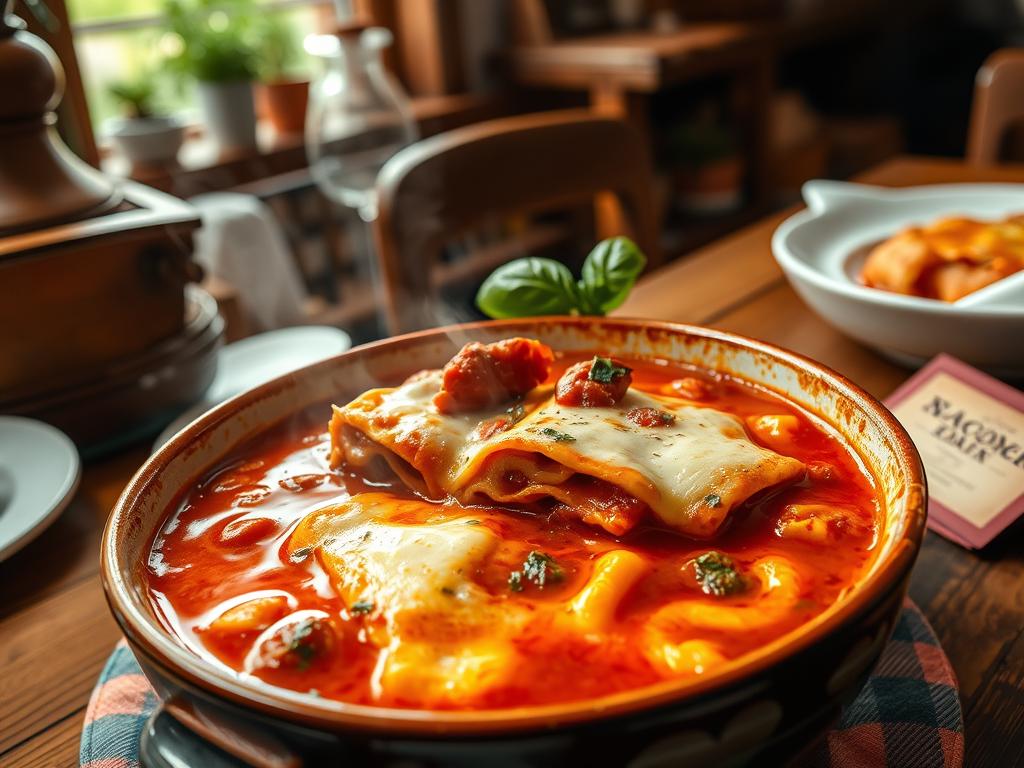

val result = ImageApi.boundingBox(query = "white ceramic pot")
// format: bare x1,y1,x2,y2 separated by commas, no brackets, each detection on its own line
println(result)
772,180,1024,376
196,80,257,153
108,115,185,167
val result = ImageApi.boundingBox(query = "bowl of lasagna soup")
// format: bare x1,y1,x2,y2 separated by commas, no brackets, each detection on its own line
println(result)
102,318,926,767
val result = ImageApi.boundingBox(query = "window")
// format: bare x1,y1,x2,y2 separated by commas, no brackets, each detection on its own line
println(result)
67,0,332,135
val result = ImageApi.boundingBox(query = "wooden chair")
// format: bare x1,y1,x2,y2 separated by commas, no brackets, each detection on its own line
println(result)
967,49,1024,165
372,110,661,334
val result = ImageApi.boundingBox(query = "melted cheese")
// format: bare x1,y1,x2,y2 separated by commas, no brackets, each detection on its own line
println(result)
289,494,526,705
286,493,672,706
332,371,805,538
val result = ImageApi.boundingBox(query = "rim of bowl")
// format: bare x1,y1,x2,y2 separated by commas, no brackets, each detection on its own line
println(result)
102,317,927,737
771,182,1024,318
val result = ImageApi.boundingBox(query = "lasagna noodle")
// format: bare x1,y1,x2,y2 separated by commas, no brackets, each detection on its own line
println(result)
286,493,658,705
288,494,525,705
330,372,806,538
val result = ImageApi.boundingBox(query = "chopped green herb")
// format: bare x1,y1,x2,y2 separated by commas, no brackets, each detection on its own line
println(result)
508,571,524,592
287,618,315,650
704,493,722,508
440,586,457,596
540,427,576,442
659,411,676,425
350,599,375,614
692,551,746,597
286,618,319,670
588,356,631,384
289,546,312,563
464,519,482,526
521,550,564,588
506,402,526,423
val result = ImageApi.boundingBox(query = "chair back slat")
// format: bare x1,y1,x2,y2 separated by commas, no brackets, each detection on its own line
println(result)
373,110,660,334
967,49,1024,166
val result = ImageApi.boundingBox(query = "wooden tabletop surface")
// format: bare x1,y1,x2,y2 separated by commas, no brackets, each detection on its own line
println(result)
2,155,1023,767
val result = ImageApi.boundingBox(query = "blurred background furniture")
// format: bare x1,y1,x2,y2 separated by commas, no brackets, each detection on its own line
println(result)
11,0,1016,349
967,48,1024,166
373,110,659,334
0,7,217,453
7,156,1024,768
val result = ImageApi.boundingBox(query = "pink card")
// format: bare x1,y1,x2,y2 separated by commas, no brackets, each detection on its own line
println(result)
885,355,1024,549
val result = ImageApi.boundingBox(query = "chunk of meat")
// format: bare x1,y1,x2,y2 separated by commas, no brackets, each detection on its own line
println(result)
249,614,336,671
555,357,632,408
433,338,553,414
218,516,279,547
207,596,291,637
553,476,647,535
669,377,712,400
926,259,1017,302
861,230,940,295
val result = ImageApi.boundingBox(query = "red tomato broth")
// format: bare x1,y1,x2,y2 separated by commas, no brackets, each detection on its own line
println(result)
146,351,881,709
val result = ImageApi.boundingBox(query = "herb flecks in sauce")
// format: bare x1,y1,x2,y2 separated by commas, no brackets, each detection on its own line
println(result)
286,618,319,670
509,550,564,592
692,551,746,597
506,402,526,424
350,600,375,614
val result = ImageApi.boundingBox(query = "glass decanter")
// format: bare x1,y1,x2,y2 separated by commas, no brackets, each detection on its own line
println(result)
305,25,418,222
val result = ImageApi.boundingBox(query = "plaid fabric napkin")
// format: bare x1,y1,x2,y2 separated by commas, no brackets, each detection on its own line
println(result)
80,599,963,768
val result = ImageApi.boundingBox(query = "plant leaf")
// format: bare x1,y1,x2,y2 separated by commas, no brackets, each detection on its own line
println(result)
579,237,647,314
476,258,582,319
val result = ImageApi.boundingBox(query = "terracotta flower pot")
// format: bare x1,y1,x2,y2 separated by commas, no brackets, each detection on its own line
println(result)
256,79,309,137
674,155,745,214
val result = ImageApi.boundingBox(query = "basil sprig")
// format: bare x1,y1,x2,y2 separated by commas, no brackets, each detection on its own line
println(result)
476,237,646,319
588,356,630,383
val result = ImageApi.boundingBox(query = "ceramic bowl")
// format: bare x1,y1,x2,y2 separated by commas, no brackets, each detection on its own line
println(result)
772,180,1024,377
102,318,926,767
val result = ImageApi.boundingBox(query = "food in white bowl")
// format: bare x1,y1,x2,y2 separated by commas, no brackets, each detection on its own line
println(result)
860,212,1024,302
772,181,1024,375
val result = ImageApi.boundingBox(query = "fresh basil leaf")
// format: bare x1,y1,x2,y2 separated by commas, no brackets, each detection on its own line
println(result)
579,237,647,314
588,356,631,383
476,257,582,319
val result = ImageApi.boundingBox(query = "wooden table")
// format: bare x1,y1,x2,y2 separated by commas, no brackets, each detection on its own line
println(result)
617,156,1024,768
1,156,1022,767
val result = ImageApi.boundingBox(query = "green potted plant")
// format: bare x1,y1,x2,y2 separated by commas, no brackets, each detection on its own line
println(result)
666,109,744,215
163,0,259,153
255,13,309,137
107,74,185,169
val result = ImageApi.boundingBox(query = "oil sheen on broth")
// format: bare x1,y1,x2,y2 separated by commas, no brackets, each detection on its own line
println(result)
146,344,880,710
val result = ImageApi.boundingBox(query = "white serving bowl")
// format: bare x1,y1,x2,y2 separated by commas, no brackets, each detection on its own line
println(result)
772,180,1024,376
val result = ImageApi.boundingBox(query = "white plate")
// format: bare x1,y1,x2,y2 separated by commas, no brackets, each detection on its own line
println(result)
0,416,81,563
154,325,352,450
772,181,1024,375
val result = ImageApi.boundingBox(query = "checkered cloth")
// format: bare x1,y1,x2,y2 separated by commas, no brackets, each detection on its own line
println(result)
81,599,963,768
